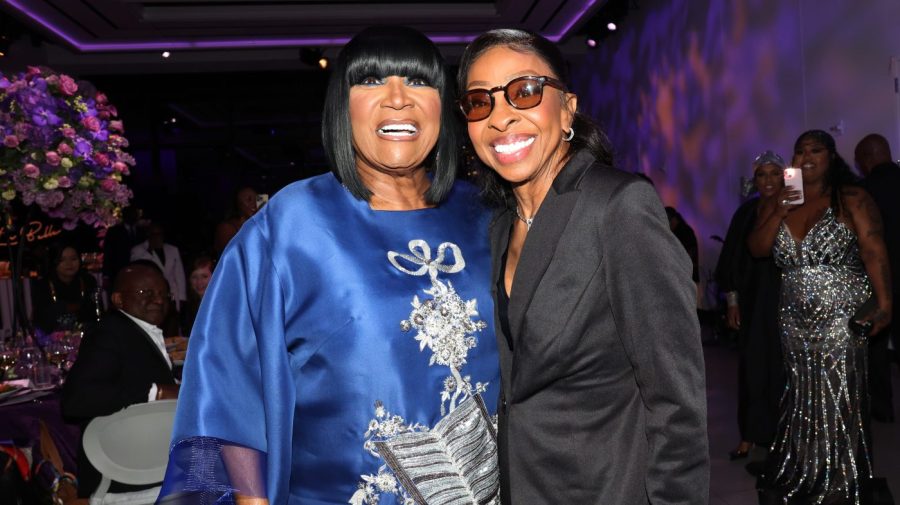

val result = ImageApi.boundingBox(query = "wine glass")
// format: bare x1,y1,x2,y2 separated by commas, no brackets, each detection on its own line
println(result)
45,342,69,386
0,346,16,382
17,346,40,383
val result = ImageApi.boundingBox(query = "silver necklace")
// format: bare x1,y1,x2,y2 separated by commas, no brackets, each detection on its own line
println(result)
515,207,534,230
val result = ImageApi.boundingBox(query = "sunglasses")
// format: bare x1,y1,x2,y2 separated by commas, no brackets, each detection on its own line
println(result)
458,75,568,122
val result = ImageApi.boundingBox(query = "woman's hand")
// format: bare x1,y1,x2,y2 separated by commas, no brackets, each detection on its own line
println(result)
854,304,892,336
762,187,802,218
726,305,741,330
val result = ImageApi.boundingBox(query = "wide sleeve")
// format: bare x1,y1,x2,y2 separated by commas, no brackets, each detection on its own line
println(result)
602,180,709,505
157,217,294,505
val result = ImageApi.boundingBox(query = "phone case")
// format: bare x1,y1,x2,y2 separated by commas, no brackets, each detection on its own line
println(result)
783,168,805,205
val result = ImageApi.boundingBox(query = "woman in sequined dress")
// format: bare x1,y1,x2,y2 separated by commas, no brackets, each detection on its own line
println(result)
749,130,892,504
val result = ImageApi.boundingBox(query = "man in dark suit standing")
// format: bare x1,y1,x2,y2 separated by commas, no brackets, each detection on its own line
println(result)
856,133,900,423
62,262,179,498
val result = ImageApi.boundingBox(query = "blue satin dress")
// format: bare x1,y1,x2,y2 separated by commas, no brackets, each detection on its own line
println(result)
157,174,500,505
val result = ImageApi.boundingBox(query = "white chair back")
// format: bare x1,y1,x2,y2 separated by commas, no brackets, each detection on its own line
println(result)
83,399,177,505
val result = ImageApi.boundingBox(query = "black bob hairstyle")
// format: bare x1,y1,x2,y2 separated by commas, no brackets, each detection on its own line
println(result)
321,26,459,204
456,28,614,207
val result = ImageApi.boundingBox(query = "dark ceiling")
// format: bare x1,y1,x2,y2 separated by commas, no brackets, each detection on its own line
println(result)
1,0,606,74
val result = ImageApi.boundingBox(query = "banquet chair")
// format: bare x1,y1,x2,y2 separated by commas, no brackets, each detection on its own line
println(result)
82,399,177,505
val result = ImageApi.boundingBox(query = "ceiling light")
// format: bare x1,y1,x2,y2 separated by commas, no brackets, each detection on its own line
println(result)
607,22,617,31
586,38,597,48
161,51,171,58
318,57,329,70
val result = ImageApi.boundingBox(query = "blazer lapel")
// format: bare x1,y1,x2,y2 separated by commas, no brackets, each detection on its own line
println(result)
507,150,595,342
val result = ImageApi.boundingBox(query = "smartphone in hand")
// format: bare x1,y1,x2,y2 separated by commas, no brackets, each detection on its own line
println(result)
783,167,804,205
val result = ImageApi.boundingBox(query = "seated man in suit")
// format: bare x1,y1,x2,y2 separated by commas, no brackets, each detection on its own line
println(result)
62,261,179,499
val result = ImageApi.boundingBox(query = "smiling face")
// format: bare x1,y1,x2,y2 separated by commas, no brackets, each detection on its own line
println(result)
464,46,577,187
348,75,441,178
753,163,784,198
189,265,212,297
792,138,831,186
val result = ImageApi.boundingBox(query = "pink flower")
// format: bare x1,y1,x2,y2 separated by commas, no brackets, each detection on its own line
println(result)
81,116,100,132
95,92,108,104
59,75,78,96
112,161,128,173
57,176,73,188
61,126,76,139
3,135,19,148
23,163,40,178
97,110,110,120
100,178,118,192
93,152,110,166
45,75,59,87
45,151,60,166
57,142,73,155
108,120,124,132
26,66,41,78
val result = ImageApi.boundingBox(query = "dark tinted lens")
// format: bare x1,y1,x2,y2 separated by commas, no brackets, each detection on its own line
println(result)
461,91,493,121
507,78,543,109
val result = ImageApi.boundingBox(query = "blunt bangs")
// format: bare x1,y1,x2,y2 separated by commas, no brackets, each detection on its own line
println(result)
345,45,446,91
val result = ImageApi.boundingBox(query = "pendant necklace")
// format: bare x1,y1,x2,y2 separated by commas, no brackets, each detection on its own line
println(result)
515,207,534,231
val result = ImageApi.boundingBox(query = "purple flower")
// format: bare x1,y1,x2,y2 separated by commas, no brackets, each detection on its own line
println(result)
3,135,19,148
74,138,92,157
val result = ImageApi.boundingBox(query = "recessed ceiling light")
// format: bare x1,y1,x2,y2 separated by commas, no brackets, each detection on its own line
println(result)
162,51,171,58
607,22,617,31
586,38,597,47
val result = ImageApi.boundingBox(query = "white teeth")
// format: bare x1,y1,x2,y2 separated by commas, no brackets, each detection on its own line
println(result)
493,137,535,154
378,124,417,136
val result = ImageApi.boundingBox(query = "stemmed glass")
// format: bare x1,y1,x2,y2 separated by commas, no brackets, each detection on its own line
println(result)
45,342,69,386
17,346,40,383
0,344,16,382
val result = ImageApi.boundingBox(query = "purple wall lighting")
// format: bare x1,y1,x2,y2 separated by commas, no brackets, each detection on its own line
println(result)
5,0,598,51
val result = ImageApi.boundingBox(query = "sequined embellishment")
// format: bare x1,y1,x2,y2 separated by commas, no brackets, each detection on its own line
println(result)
767,208,872,504
350,240,496,505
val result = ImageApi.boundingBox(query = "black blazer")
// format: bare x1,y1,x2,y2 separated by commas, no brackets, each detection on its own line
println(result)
62,310,176,497
491,151,709,505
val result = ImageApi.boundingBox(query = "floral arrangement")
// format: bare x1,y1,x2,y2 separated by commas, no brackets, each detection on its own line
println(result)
0,66,133,229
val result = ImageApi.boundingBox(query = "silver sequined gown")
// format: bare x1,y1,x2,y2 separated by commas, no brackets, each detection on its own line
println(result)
768,207,872,504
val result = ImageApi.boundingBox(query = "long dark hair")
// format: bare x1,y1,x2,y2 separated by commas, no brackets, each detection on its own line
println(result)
793,129,858,212
457,28,615,207
321,26,459,204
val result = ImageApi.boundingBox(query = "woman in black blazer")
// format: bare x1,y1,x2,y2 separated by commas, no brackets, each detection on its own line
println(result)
457,29,709,504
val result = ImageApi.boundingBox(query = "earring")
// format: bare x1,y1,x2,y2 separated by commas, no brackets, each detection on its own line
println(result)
562,127,574,142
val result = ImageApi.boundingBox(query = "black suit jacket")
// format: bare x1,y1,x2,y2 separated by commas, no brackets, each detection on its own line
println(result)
62,310,176,497
491,151,709,504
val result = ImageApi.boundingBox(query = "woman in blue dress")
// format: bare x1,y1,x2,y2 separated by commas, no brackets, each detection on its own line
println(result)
157,26,500,505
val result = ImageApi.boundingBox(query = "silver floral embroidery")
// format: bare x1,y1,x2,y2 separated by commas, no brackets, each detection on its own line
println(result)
350,240,491,505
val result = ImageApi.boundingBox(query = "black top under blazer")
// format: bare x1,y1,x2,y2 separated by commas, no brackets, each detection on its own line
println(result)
491,150,709,504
